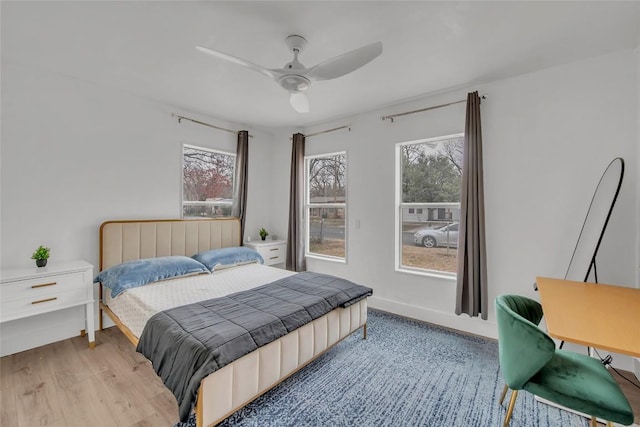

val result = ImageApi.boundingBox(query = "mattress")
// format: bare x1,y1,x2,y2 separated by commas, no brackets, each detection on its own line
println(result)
103,263,295,338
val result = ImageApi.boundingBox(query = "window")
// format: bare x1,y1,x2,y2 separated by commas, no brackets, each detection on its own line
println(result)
396,134,464,275
305,152,347,260
182,144,235,219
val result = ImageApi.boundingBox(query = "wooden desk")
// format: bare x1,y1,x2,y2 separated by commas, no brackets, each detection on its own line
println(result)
536,277,640,358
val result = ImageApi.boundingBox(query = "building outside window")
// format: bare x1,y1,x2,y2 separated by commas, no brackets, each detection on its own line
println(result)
396,134,464,275
182,144,235,219
305,152,347,260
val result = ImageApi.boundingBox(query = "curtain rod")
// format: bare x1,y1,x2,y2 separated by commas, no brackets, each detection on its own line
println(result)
171,113,254,138
290,124,351,140
306,124,351,138
380,94,487,123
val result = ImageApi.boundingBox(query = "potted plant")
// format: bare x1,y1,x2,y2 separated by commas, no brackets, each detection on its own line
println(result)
259,228,269,241
31,245,50,267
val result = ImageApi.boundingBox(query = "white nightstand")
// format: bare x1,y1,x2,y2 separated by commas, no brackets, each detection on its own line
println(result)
245,239,287,268
0,260,96,349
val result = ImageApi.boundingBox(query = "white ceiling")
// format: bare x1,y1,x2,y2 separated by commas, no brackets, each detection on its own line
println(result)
2,1,639,129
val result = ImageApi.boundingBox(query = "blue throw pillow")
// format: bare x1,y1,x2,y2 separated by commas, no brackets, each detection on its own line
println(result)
94,256,210,298
191,246,264,271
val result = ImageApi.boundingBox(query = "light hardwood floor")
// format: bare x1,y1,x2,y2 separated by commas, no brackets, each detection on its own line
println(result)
1,328,178,427
1,328,639,427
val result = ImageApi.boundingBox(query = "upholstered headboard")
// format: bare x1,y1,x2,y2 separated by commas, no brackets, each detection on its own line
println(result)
99,219,241,271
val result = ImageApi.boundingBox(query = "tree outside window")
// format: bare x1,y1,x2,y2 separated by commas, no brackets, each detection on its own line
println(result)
305,152,347,260
182,144,235,218
397,134,463,274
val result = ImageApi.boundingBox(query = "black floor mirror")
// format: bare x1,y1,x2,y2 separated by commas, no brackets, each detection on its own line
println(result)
564,157,624,283
558,157,624,354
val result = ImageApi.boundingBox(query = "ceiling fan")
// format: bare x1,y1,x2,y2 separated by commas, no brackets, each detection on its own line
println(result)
196,35,383,113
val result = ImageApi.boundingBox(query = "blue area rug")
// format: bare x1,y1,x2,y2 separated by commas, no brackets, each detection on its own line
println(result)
175,309,589,427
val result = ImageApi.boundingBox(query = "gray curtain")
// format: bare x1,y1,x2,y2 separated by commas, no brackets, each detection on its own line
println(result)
286,133,306,272
231,130,249,239
455,91,488,319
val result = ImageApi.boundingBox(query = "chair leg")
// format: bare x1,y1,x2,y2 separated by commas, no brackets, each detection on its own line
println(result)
589,417,613,427
499,384,509,405
503,390,518,427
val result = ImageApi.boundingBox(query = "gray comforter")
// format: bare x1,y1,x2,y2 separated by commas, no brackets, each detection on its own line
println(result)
136,271,373,422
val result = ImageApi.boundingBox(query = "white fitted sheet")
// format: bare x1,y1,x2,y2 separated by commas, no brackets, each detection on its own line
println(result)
104,263,295,338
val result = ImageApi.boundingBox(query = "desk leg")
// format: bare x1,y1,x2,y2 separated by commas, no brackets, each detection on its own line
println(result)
86,302,96,349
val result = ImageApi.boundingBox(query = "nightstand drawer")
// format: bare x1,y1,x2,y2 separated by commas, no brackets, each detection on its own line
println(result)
245,240,287,267
0,272,86,303
1,287,90,322
261,248,285,266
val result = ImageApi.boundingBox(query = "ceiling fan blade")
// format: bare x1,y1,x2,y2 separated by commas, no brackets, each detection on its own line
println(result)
290,92,309,113
196,46,281,80
306,41,382,81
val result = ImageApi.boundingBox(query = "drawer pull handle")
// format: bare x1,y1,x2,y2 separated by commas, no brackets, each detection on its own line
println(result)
269,256,279,260
269,248,279,251
31,282,57,289
32,297,58,305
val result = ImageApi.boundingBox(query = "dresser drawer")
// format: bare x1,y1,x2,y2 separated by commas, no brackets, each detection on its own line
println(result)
1,287,90,321
0,272,86,303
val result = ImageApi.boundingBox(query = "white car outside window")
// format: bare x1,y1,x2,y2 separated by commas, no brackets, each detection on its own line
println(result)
413,223,459,248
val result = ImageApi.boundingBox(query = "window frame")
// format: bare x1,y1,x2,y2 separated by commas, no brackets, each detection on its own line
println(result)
394,133,464,278
304,150,348,263
181,143,236,219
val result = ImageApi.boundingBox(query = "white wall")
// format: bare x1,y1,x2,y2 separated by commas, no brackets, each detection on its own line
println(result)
0,61,274,355
262,128,299,244
270,49,638,368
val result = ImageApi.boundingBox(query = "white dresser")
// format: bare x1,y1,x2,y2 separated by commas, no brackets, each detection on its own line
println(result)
244,239,287,268
0,260,95,349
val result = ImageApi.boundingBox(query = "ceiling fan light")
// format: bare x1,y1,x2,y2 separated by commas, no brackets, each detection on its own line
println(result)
290,92,309,113
278,75,310,92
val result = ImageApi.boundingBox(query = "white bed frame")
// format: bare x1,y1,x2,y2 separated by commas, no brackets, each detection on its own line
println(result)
98,219,368,427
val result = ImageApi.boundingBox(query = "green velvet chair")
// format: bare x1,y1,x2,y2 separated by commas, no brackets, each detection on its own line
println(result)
495,294,634,427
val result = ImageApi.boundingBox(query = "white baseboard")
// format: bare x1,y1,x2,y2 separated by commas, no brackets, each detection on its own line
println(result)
634,358,640,381
368,296,498,339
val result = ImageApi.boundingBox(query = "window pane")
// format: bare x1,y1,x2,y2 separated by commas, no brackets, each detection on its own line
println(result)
183,204,232,219
305,152,347,261
308,208,345,258
307,155,346,204
401,206,459,273
401,137,462,204
183,146,235,219
399,136,463,274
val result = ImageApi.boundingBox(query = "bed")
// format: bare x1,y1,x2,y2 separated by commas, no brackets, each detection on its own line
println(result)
98,218,369,427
